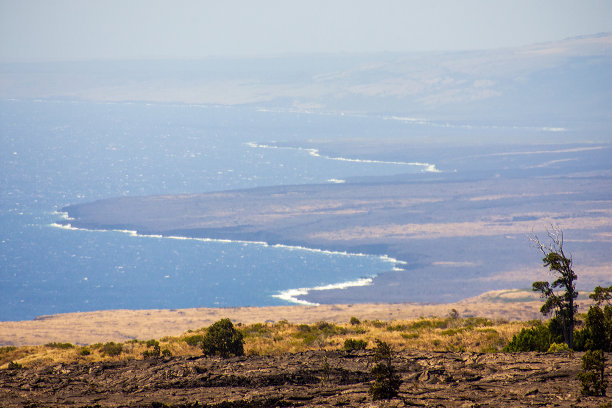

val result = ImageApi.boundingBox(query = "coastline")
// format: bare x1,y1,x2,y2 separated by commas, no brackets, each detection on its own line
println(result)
56,176,612,307
51,219,403,307
0,289,549,346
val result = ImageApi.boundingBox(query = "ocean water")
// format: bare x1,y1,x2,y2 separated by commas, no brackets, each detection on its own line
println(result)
1,100,433,321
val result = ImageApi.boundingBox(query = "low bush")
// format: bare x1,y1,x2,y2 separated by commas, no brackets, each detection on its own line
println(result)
7,361,22,370
503,323,554,352
0,346,17,354
440,328,467,336
145,339,159,348
45,342,74,349
578,349,607,396
102,342,123,357
293,321,347,346
463,317,494,328
184,334,205,347
201,318,244,358
349,316,361,325
242,323,271,338
343,338,367,351
368,320,388,328
547,342,571,353
142,340,161,358
386,324,408,332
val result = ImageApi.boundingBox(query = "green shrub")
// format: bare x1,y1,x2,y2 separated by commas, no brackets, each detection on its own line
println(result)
146,339,159,348
7,361,22,370
440,328,467,336
369,340,402,400
143,343,161,358
201,318,244,358
578,349,607,396
315,321,346,335
242,323,271,338
161,348,172,357
368,320,388,328
547,342,572,353
574,305,612,352
292,322,347,346
503,323,553,352
297,324,311,332
350,316,361,325
45,342,74,349
343,338,367,351
0,346,17,354
585,306,611,352
463,317,494,328
79,347,91,356
102,342,123,357
184,334,205,347
400,333,419,340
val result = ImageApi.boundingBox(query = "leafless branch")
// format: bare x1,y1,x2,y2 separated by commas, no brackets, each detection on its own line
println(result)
529,224,565,257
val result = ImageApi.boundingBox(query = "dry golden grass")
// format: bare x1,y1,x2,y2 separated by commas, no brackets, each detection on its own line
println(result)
1,315,538,369
0,289,553,347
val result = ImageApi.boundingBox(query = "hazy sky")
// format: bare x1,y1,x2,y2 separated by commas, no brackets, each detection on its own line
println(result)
1,0,611,62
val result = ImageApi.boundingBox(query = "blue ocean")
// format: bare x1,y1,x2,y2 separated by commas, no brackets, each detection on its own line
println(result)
1,100,434,321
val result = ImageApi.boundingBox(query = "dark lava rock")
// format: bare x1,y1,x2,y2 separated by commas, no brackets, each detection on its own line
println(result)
1,350,610,407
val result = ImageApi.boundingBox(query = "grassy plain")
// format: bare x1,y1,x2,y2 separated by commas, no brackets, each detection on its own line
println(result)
1,314,531,370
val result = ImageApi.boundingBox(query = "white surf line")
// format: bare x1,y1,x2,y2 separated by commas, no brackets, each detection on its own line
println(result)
271,278,374,306
246,142,441,173
49,220,405,306
386,115,569,132
484,146,605,157
51,221,405,265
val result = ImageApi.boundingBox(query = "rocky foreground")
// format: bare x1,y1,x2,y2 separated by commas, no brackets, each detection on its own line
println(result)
2,350,610,407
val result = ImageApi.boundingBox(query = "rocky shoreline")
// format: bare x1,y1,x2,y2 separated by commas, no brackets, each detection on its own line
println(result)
2,349,610,407
59,176,612,306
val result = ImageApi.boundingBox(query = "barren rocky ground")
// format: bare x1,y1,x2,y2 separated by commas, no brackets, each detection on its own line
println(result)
2,350,610,407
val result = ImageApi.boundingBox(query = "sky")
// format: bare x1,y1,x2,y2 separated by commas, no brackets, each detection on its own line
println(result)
1,0,612,62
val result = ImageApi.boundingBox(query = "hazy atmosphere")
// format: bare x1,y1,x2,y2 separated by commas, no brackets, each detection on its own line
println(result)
2,0,612,61
1,1,611,322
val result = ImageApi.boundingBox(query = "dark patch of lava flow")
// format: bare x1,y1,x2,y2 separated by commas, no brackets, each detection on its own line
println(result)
1,350,610,407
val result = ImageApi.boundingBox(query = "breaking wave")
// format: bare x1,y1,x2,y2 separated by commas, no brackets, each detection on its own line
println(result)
272,278,374,306
246,142,440,173
48,222,403,305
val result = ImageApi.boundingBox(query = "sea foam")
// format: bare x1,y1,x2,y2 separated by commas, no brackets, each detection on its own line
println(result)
272,277,374,306
48,222,402,305
246,142,441,173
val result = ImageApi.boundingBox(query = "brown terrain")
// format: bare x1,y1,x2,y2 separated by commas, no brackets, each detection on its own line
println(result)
59,174,612,305
0,289,546,346
2,349,610,407
2,293,610,407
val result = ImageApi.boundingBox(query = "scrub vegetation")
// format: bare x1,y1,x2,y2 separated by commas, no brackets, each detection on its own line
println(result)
1,292,608,370
0,314,528,368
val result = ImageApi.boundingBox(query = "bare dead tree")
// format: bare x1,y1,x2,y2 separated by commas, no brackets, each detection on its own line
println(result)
530,225,578,348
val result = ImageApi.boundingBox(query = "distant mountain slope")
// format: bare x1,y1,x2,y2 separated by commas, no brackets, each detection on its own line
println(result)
1,33,610,124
